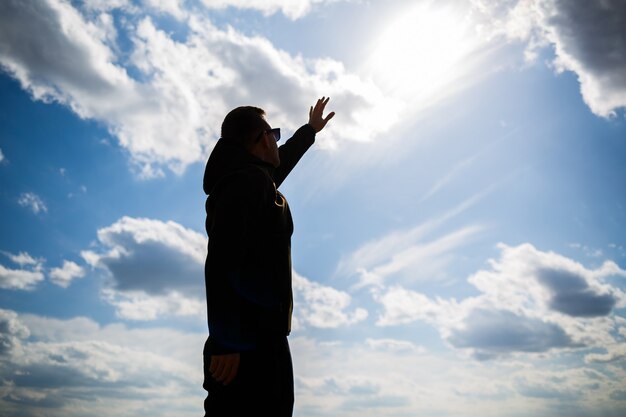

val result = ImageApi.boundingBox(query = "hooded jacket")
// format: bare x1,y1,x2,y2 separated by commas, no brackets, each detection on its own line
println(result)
203,124,316,354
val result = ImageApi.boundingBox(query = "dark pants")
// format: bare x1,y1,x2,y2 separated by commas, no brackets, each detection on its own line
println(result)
203,336,294,417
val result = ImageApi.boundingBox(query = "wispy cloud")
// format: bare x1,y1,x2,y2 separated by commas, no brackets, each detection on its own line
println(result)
0,251,45,290
353,225,484,289
17,192,47,214
49,260,86,288
337,191,490,288
419,154,480,203
2,251,41,267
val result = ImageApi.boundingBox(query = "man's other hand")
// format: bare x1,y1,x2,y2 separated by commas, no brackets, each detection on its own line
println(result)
209,352,240,385
308,96,335,133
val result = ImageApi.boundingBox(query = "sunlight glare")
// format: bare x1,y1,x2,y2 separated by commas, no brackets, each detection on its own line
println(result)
366,2,480,111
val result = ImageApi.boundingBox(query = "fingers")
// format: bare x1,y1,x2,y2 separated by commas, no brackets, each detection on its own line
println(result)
311,97,329,118
209,353,240,386
208,354,221,375
313,97,329,115
221,357,239,385
308,96,334,132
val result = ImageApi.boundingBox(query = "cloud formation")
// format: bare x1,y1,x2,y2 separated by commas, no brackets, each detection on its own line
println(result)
472,0,626,117
83,216,365,326
3,0,621,181
0,308,203,417
17,192,47,214
375,243,626,359
292,271,367,329
199,0,346,20
49,260,86,288
0,0,394,177
291,335,626,416
0,251,45,290
81,216,207,319
337,195,487,288
3,308,625,417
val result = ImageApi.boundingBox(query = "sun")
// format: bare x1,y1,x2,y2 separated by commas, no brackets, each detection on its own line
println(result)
365,2,480,109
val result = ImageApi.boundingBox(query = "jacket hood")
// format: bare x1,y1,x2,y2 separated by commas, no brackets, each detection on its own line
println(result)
203,138,272,195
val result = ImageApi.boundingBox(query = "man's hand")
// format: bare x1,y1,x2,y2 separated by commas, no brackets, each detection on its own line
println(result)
209,353,240,385
308,96,335,133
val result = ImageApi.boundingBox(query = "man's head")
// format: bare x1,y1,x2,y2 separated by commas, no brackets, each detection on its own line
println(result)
221,106,280,167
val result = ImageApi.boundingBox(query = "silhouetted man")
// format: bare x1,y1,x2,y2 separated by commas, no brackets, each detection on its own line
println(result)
202,98,334,416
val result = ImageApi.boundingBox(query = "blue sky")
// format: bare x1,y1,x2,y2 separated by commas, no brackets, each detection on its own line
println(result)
1,0,625,416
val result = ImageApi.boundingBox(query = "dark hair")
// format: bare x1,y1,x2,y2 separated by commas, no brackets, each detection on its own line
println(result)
221,106,266,146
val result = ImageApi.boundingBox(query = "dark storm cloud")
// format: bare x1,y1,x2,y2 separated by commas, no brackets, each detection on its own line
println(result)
549,0,626,84
448,308,575,359
537,268,617,317
527,0,626,116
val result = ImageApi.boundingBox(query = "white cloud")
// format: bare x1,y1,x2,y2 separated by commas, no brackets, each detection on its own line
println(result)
291,336,626,417
0,251,45,290
292,271,367,329
3,309,626,416
84,216,368,325
374,243,626,359
0,309,204,417
0,147,4,162
82,216,206,319
471,0,626,117
142,0,187,19
0,265,45,291
101,288,206,321
2,251,41,267
364,338,425,354
373,286,441,327
468,243,626,318
0,0,395,177
0,0,622,182
0,309,30,355
49,260,86,288
199,0,345,20
17,192,47,214
81,0,133,13
585,342,626,364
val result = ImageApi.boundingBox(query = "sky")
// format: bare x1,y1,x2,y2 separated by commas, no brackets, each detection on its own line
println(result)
1,0,625,416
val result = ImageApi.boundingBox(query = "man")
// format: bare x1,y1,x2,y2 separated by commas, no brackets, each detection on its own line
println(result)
202,97,335,416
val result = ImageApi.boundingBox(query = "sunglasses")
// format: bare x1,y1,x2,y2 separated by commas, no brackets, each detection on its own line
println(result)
257,127,281,142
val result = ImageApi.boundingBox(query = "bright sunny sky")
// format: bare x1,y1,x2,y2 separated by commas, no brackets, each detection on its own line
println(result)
1,0,626,416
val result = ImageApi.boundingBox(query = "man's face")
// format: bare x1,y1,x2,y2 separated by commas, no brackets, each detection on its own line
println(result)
258,121,280,167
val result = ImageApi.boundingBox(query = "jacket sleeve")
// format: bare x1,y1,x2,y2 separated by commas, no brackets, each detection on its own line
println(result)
273,124,316,188
205,171,267,353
